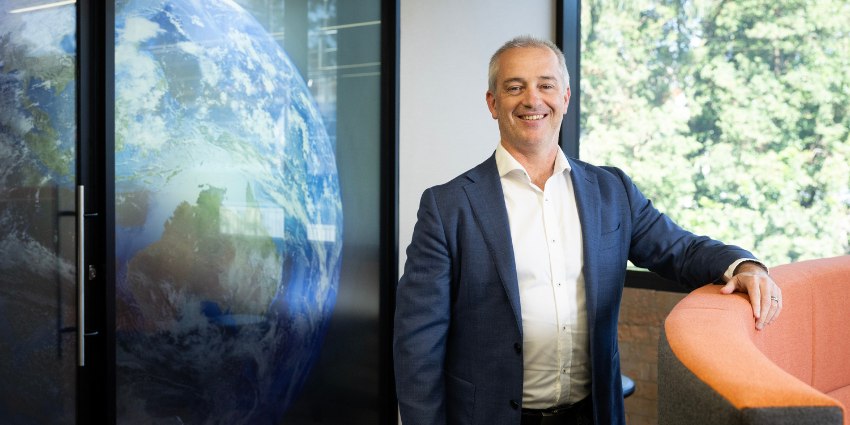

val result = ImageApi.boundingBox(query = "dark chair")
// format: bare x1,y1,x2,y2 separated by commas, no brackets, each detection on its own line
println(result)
621,374,635,398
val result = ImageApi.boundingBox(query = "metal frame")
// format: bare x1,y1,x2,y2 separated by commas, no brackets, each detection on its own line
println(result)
556,0,581,159
76,0,116,423
379,0,401,423
555,0,684,293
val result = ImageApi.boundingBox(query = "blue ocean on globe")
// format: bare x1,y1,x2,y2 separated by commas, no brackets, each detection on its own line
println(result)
113,0,343,423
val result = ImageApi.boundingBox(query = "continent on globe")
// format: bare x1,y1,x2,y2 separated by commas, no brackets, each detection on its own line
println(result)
126,184,281,333
1,32,76,177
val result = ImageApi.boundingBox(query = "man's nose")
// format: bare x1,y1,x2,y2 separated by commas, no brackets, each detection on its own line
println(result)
522,88,543,106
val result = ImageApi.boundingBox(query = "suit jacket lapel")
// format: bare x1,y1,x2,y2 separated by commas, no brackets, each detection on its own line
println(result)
568,158,600,338
463,155,523,335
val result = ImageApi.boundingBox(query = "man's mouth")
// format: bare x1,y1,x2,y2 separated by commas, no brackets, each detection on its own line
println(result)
519,114,546,120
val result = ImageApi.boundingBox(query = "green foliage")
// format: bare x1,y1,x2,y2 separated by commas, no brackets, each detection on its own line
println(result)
580,0,850,265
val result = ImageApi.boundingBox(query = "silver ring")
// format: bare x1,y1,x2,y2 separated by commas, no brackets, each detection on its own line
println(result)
770,296,778,302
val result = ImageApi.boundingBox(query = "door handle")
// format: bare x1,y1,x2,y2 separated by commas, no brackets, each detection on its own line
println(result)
77,185,85,367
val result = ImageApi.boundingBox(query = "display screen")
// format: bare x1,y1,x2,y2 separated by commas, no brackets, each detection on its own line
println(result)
114,0,381,423
0,1,78,423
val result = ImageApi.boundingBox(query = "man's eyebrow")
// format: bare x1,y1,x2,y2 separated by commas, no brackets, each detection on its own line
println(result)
501,77,526,86
501,76,559,86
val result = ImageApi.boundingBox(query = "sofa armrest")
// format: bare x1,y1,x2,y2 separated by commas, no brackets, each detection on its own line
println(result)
659,285,844,425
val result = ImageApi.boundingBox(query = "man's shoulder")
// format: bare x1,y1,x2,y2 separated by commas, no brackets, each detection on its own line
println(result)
426,154,497,195
567,156,630,185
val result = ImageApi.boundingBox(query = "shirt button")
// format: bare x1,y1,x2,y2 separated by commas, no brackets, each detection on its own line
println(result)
514,343,522,354
562,369,567,374
510,400,519,410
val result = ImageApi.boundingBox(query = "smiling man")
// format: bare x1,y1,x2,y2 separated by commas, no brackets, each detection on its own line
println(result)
394,35,781,425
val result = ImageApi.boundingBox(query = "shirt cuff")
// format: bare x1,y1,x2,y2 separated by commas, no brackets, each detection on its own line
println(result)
722,258,769,282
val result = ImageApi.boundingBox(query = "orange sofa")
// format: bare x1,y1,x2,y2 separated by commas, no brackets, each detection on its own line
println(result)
659,256,850,425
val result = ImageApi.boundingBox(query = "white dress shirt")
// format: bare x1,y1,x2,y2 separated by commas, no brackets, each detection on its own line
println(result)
495,143,591,408
495,142,764,409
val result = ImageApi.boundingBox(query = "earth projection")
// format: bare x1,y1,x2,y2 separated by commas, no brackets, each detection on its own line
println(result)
114,0,343,423
0,2,78,423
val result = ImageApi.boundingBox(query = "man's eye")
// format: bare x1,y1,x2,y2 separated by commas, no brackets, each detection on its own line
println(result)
507,87,521,92
542,85,554,90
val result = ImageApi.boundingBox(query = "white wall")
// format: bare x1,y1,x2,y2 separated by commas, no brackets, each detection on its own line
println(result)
399,0,556,276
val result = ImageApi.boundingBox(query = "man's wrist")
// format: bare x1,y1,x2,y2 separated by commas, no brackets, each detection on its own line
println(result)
733,260,769,276
722,258,769,282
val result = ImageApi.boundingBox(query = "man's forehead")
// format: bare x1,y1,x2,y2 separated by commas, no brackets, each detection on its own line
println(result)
499,46,558,63
497,47,559,79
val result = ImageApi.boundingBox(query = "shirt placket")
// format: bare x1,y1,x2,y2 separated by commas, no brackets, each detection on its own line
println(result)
542,181,571,403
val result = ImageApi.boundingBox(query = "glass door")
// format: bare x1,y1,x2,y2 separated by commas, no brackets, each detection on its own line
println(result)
112,0,388,423
5,0,393,423
113,0,346,423
0,1,79,423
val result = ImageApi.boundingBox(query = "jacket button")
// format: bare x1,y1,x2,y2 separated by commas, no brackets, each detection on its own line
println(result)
514,343,522,354
510,399,519,410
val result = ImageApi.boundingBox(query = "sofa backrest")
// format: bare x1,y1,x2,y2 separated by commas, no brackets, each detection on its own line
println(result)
762,257,850,394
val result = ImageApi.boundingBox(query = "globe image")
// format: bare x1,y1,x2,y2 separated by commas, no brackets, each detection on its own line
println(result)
0,2,78,423
114,0,343,423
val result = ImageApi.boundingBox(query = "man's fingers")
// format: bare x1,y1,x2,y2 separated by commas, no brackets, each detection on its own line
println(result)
765,295,779,325
747,282,761,320
720,277,738,295
719,272,782,330
758,280,772,329
769,287,783,324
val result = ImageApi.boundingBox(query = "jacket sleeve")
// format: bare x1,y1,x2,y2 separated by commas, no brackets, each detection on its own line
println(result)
611,167,757,288
394,188,452,425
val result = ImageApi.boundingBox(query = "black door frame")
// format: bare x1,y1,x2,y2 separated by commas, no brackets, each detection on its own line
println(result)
379,0,401,423
76,0,116,423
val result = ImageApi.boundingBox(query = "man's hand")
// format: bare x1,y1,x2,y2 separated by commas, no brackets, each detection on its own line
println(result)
720,262,781,330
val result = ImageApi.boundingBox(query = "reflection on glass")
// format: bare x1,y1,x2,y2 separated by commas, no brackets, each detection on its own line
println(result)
282,1,384,423
0,1,77,423
114,0,343,422
580,0,850,265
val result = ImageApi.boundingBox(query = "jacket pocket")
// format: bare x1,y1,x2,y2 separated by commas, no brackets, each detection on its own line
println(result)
445,369,475,425
600,222,622,250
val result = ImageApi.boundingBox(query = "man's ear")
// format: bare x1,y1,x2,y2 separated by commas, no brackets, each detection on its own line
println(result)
486,90,498,120
563,86,571,114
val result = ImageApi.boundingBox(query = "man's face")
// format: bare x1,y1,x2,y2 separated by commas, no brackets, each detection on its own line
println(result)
486,47,571,152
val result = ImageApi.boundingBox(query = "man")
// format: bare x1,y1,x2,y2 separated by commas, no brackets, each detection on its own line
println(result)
394,36,781,425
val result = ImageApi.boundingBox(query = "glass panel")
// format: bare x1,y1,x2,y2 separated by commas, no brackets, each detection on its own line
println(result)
0,1,78,423
281,0,383,423
580,0,850,266
114,0,382,422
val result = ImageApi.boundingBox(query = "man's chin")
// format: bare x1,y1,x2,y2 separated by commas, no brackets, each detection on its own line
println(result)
506,136,556,149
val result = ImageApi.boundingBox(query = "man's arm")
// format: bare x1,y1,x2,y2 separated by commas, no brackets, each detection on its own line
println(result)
394,188,452,425
611,168,783,328
614,167,751,286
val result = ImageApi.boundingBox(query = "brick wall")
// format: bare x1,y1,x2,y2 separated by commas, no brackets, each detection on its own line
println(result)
618,288,688,425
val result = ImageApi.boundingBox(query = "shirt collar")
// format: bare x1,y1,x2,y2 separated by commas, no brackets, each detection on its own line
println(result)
494,141,572,179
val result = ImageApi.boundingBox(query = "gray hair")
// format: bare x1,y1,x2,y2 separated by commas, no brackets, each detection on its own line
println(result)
488,35,570,94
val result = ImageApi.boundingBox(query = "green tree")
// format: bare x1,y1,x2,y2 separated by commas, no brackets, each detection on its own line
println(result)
580,0,850,266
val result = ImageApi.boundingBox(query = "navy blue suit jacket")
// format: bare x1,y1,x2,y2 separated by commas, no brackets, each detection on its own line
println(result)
394,153,755,425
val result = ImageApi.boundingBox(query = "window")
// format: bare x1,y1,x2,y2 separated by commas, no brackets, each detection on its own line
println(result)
579,0,850,266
